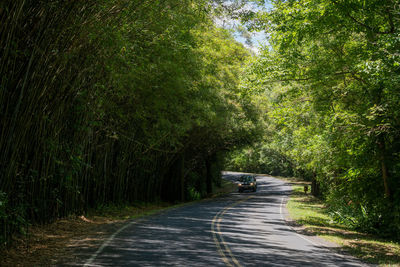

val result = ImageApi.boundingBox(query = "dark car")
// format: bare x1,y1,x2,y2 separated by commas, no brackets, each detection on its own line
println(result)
237,175,257,192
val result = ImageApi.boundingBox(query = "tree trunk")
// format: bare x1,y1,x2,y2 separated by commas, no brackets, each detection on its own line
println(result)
311,172,320,197
378,139,391,198
205,157,212,195
176,153,185,202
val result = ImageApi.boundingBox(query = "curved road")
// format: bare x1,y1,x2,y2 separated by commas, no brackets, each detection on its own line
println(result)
81,172,366,267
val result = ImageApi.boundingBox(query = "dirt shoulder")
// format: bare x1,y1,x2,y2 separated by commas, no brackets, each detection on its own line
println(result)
1,180,236,266
1,204,168,266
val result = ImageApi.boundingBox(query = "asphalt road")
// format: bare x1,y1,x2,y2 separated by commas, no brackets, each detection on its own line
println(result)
81,172,367,267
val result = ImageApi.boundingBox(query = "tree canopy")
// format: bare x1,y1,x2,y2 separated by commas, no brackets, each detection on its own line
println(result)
2,0,400,247
228,0,400,238
0,0,258,246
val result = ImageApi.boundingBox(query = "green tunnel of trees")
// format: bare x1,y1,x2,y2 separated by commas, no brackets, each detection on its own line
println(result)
0,0,259,246
2,0,400,248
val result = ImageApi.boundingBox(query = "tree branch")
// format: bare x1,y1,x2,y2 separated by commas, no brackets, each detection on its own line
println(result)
332,0,396,35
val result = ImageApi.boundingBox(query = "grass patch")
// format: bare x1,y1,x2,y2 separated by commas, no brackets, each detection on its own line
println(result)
283,179,400,266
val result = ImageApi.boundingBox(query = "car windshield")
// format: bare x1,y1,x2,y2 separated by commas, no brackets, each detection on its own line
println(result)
239,176,253,182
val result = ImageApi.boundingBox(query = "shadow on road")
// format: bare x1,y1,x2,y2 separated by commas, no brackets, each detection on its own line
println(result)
66,173,365,266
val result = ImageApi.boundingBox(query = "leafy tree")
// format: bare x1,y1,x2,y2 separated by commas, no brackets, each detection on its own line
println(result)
234,0,400,237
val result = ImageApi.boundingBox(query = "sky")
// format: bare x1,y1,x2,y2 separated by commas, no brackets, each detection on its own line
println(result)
215,1,272,54
234,31,267,54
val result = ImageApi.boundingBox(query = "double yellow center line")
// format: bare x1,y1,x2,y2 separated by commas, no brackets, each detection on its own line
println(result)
211,196,254,267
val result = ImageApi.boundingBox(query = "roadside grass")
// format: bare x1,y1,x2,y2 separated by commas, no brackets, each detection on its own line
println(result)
2,179,236,266
281,177,400,266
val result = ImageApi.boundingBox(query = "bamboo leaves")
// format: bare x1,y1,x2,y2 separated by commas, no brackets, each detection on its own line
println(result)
0,0,255,246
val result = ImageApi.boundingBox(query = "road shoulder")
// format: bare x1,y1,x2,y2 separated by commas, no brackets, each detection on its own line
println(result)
276,175,400,266
1,179,237,266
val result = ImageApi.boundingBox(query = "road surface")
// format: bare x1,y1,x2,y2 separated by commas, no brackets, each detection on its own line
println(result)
80,172,367,266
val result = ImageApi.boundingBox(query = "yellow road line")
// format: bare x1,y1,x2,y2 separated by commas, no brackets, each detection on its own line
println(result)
212,210,233,267
211,196,254,267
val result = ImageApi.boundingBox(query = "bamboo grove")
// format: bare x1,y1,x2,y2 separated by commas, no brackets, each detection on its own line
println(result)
0,0,259,245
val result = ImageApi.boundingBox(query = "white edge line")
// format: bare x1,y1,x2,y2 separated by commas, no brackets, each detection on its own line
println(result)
83,204,185,266
279,187,353,262
280,193,320,247
83,220,138,266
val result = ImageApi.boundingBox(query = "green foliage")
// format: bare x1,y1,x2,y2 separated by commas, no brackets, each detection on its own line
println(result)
231,0,400,238
0,0,255,245
226,143,295,177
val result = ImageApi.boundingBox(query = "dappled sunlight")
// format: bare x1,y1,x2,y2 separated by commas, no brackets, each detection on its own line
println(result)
207,174,364,266
306,226,400,264
83,201,231,266
60,174,366,266
286,183,400,265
